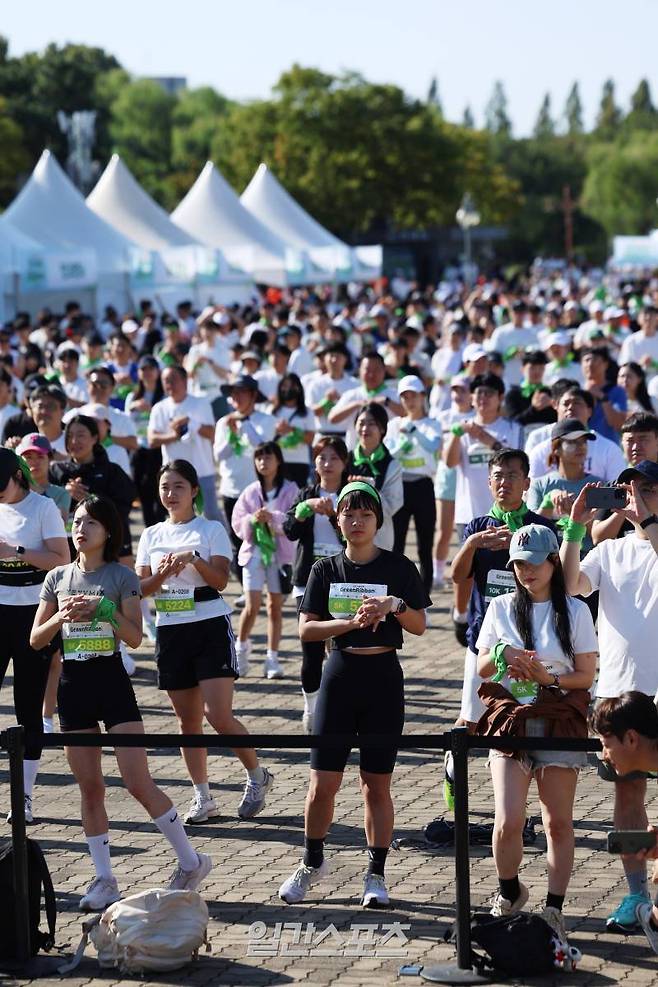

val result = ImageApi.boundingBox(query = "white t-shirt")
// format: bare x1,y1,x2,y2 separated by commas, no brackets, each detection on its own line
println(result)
477,594,598,704
618,332,658,371
486,324,542,386
330,382,400,449
136,516,232,626
0,491,67,605
186,340,231,401
271,407,314,464
63,403,136,475
305,373,358,436
288,346,315,379
580,535,658,697
0,403,20,437
60,376,89,405
254,368,282,402
429,347,464,412
214,409,277,498
528,431,626,482
149,394,215,477
454,418,523,525
386,416,441,479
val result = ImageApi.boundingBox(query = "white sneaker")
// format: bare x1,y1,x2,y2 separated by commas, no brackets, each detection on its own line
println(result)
302,711,314,734
183,794,219,825
238,767,274,818
490,881,529,917
279,860,329,904
168,851,213,891
264,654,284,679
122,652,136,676
42,716,54,734
235,594,246,608
541,905,568,944
7,794,34,825
362,872,390,908
79,875,121,911
236,641,251,677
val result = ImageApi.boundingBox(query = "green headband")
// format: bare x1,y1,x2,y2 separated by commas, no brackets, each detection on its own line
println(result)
336,480,382,507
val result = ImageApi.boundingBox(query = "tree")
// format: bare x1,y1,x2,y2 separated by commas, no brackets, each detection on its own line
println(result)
625,79,658,131
108,79,175,205
533,93,555,140
563,82,584,135
595,79,621,138
0,96,28,203
427,76,443,115
484,80,512,137
462,105,475,129
583,132,658,236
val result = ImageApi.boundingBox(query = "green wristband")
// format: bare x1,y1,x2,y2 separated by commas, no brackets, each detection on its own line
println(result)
491,641,508,683
540,493,554,510
451,424,465,437
318,397,335,414
295,501,314,520
557,518,587,543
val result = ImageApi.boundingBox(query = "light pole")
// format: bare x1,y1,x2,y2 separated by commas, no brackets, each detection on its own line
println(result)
455,193,480,285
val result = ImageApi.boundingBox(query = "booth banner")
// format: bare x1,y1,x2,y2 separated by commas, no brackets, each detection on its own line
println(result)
195,246,221,283
284,247,307,278
159,245,198,282
129,247,155,284
20,250,97,291
610,236,658,269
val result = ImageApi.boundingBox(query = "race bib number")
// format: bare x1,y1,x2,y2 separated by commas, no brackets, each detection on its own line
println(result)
468,442,493,467
62,621,114,661
509,679,539,704
484,569,515,604
155,585,196,615
328,582,387,618
313,542,341,561
401,456,425,469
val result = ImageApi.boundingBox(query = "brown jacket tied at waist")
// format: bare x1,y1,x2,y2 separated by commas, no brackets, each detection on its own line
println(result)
476,682,590,757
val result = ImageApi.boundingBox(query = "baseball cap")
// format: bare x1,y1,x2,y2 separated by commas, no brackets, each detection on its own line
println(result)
369,304,388,319
56,341,81,359
212,311,232,327
121,319,139,335
240,350,262,364
462,343,488,364
397,374,426,396
551,418,596,441
16,433,52,456
507,524,559,568
450,374,470,390
221,374,267,403
542,331,572,350
138,355,159,371
82,402,112,423
617,459,658,485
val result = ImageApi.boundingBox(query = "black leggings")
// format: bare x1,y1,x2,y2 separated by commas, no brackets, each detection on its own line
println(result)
311,648,404,774
131,446,166,528
296,597,326,693
0,603,51,760
392,476,436,594
223,496,243,585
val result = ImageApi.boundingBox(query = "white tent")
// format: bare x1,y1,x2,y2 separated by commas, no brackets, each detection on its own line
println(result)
610,236,658,270
88,154,254,307
3,149,131,313
172,161,308,286
0,217,46,321
241,163,381,282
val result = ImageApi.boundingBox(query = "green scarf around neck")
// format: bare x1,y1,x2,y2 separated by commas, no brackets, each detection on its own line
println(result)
489,500,529,533
520,381,541,398
352,443,386,477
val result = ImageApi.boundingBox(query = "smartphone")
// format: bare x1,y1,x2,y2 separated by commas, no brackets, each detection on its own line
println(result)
585,486,628,510
607,830,657,854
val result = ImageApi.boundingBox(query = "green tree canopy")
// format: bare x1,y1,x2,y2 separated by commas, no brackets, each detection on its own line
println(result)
563,82,584,135
624,79,658,131
484,80,512,137
583,132,658,236
107,79,176,206
533,93,555,140
595,79,622,139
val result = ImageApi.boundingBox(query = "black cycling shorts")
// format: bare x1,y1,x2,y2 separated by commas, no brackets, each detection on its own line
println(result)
58,654,142,732
155,614,238,691
311,648,404,775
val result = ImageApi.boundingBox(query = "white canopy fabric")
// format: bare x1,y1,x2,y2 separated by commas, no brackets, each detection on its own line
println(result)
4,150,133,276
172,161,309,286
240,163,357,282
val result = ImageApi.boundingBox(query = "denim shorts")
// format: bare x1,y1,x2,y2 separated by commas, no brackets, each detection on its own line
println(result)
489,716,588,775
434,461,456,501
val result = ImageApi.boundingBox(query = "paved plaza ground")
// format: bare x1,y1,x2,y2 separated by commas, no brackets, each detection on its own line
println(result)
2,537,658,987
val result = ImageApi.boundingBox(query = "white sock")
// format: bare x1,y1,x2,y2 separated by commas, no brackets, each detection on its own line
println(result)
23,759,39,798
445,752,454,782
266,649,278,661
153,807,199,871
87,833,113,879
303,689,319,716
433,559,445,580
247,766,265,784
452,608,468,624
236,639,251,652
193,782,211,800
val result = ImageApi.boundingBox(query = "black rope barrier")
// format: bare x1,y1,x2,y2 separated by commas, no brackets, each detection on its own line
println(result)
0,726,607,981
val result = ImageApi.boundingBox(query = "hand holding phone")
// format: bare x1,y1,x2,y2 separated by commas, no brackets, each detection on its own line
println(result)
607,829,657,855
585,486,628,511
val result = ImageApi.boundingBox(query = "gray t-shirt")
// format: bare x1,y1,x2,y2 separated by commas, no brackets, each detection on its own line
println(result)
41,561,140,661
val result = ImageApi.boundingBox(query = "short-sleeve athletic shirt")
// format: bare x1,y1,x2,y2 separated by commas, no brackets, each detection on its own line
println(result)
300,549,431,650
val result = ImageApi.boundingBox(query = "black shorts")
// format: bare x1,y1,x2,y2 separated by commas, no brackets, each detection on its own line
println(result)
155,614,238,691
311,648,404,775
120,518,133,559
58,654,142,731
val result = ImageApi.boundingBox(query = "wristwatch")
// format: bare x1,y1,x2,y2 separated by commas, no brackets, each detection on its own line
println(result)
551,673,560,689
15,545,25,555
393,598,407,615
640,515,658,530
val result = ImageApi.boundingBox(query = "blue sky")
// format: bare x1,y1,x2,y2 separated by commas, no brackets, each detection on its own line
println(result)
4,0,658,135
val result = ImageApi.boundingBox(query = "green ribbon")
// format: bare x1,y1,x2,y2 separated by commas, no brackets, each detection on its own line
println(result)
227,429,247,456
365,384,386,397
352,443,386,477
451,423,465,437
552,353,574,368
295,500,314,520
540,493,554,510
520,382,541,398
253,521,276,568
489,501,529,533
399,438,414,455
278,426,304,449
503,345,519,362
556,517,586,543
16,454,38,490
90,596,119,631
194,488,204,514
491,641,508,683
101,435,113,448
318,397,335,414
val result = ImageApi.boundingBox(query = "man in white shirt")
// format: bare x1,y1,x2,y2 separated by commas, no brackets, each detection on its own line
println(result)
327,352,402,448
528,386,626,481
185,317,231,417
64,367,138,464
54,343,88,408
281,324,315,379
619,305,658,376
305,342,357,440
542,331,583,388
254,344,291,402
486,301,541,386
561,462,658,934
0,368,20,437
148,365,220,521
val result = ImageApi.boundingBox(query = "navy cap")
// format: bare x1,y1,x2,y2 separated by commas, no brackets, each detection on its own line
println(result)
617,460,658,485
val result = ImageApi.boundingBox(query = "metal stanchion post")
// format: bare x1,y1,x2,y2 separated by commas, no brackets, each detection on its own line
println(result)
4,725,31,962
421,728,489,985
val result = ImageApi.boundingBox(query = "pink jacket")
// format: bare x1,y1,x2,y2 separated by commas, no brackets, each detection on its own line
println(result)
231,479,299,567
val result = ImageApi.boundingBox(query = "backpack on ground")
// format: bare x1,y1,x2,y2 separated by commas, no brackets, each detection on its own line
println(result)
60,888,209,975
0,837,56,960
446,911,580,976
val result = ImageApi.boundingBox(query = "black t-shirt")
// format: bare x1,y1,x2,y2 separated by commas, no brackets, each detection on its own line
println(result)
301,549,431,650
464,511,556,653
